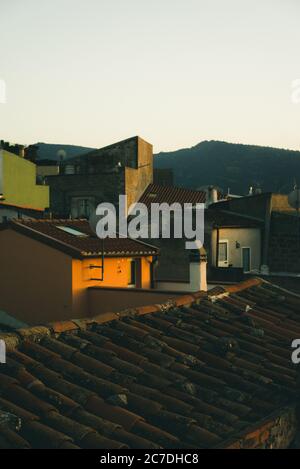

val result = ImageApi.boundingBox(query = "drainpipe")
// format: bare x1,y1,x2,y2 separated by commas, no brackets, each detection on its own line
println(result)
216,227,220,267
150,255,159,289
262,195,272,268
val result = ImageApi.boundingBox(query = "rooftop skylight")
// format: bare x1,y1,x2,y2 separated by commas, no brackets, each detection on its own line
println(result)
56,226,89,237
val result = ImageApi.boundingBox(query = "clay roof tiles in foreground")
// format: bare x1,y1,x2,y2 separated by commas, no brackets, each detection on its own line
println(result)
0,278,299,449
5,219,158,258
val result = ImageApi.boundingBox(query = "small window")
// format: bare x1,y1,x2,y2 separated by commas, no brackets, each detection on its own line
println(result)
56,226,89,237
71,197,95,219
65,165,75,175
128,260,136,286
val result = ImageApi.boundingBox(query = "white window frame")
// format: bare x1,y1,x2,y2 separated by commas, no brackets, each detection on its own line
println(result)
71,196,95,219
0,339,6,364
218,239,229,267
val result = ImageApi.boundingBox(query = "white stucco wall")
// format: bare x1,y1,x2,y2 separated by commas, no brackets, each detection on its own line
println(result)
211,227,261,271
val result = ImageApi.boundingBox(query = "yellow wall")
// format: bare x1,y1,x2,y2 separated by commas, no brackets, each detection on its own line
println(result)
0,150,49,209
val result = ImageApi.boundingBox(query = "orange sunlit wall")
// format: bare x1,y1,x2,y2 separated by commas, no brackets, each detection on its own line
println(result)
0,227,155,323
71,255,154,318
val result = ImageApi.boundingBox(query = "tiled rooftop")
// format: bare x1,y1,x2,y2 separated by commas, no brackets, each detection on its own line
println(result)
0,278,299,449
205,209,262,228
4,219,158,258
138,184,207,210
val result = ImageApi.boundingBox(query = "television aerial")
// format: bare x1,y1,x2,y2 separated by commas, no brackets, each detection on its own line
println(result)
288,186,300,214
57,149,67,162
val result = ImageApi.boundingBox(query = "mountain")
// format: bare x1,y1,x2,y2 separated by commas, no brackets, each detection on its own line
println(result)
154,140,300,195
34,140,300,195
35,142,95,162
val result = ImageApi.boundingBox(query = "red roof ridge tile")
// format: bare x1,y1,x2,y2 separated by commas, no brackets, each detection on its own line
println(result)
224,277,263,293
0,280,262,349
1,275,296,357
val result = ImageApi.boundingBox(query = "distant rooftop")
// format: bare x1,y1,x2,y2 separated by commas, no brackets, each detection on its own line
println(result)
205,208,263,228
138,184,208,210
4,219,159,259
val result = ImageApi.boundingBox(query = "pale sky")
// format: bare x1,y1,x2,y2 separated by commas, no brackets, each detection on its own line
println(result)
0,0,300,152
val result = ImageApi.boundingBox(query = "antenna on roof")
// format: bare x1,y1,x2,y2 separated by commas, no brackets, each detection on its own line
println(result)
57,149,67,162
288,185,300,216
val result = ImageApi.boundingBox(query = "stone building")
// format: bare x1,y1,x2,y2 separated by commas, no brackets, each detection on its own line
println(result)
46,136,153,218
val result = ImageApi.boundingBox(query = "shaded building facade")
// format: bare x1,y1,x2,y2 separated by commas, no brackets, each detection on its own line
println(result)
46,136,153,218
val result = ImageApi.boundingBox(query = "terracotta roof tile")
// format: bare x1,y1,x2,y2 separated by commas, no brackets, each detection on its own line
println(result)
134,305,159,316
0,425,31,449
85,395,142,431
111,427,161,449
138,183,207,210
0,278,299,448
132,420,179,448
20,420,74,449
0,397,39,422
49,321,79,334
9,219,158,258
79,430,128,449
33,387,81,416
205,209,262,228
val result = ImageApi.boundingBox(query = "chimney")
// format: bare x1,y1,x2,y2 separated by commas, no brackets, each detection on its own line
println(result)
18,145,25,158
188,247,207,292
206,186,218,206
25,144,38,163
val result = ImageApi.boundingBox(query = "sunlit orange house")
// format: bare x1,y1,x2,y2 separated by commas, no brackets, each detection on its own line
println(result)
0,219,160,324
